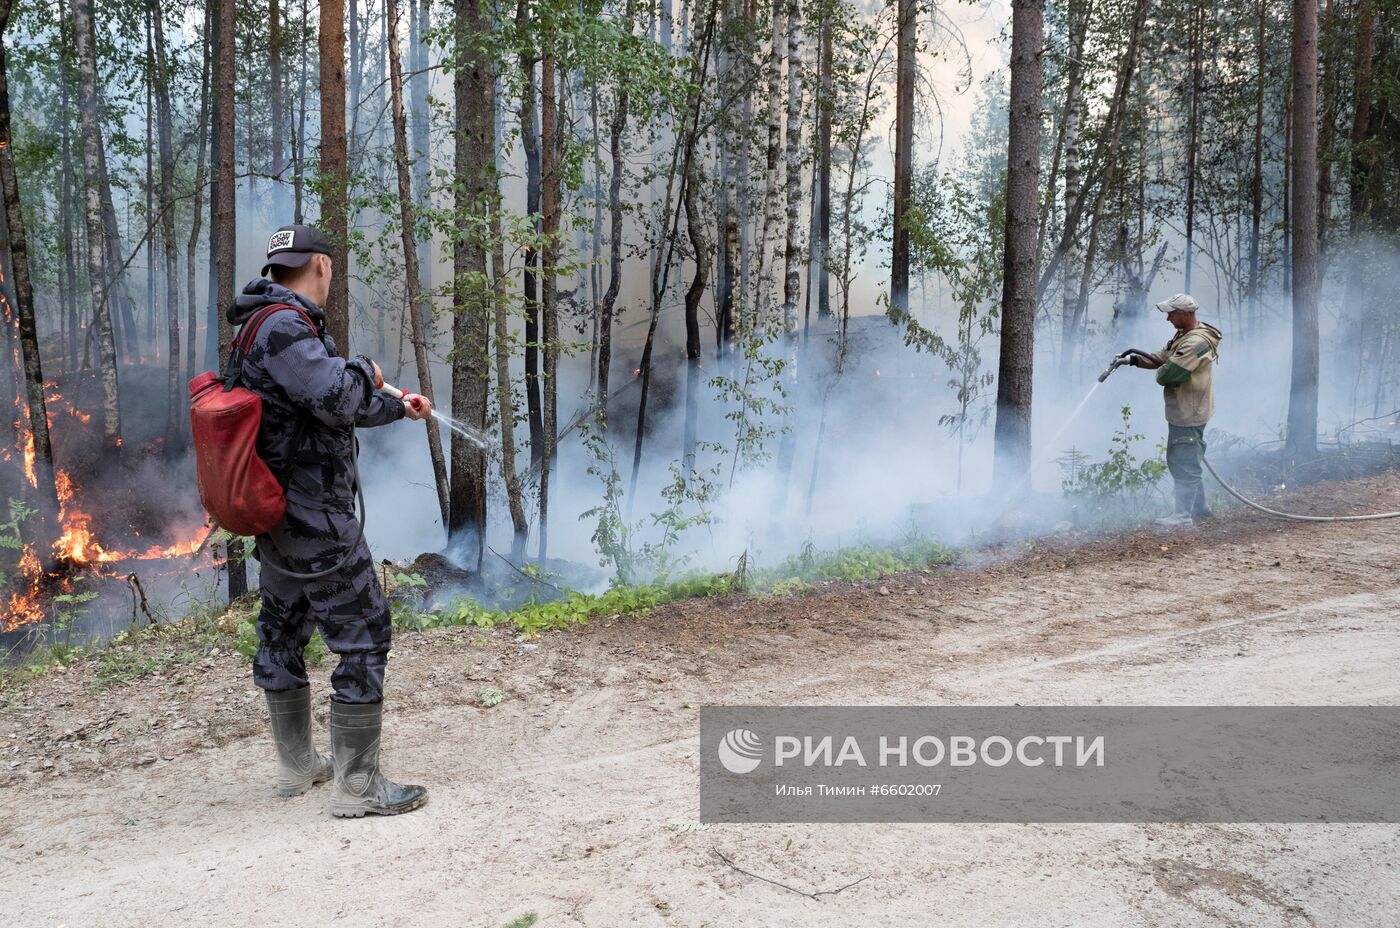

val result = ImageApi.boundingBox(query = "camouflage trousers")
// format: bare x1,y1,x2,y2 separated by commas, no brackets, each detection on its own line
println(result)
252,499,391,704
1166,424,1208,517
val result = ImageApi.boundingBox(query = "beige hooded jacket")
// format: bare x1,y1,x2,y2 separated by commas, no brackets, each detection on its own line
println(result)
1142,322,1223,427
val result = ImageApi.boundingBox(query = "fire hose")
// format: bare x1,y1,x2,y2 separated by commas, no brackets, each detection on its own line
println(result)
256,384,429,580
1096,355,1400,523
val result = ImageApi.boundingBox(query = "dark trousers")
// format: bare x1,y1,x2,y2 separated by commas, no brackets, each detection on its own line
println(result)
1166,424,1208,517
252,499,391,704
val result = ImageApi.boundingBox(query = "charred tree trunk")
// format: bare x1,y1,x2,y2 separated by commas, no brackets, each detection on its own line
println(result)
71,0,122,449
889,0,914,314
151,0,182,450
1285,0,1318,456
388,0,451,532
0,0,59,538
448,0,493,565
320,0,351,351
992,0,1043,487
682,136,708,464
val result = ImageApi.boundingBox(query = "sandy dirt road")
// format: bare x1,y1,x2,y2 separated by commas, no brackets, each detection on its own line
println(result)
4,473,1400,927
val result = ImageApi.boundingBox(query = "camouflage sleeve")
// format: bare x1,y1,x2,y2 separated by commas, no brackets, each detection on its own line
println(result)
260,313,378,427
1155,333,1212,387
356,393,406,428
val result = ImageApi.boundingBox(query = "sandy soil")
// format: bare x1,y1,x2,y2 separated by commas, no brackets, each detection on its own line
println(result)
4,473,1400,927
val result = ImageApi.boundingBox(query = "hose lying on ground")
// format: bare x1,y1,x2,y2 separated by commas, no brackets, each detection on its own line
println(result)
1201,455,1400,522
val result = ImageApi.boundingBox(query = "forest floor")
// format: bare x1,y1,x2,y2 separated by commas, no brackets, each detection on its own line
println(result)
4,472,1400,927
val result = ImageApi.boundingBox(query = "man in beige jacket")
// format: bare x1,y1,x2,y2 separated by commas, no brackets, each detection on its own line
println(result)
1114,293,1223,525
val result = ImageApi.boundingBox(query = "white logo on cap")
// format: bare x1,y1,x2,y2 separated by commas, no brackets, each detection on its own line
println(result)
268,230,296,253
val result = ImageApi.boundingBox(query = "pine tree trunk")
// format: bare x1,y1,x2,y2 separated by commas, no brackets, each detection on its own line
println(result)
57,0,79,372
388,0,451,532
151,0,182,450
491,187,528,559
1347,0,1376,231
890,0,914,313
186,8,210,382
0,0,59,540
780,0,803,329
1183,0,1201,291
409,0,431,305
449,0,493,565
70,0,122,450
517,0,543,465
1247,0,1264,335
320,0,351,351
1285,0,1319,457
992,0,1043,486
270,0,284,179
538,39,560,561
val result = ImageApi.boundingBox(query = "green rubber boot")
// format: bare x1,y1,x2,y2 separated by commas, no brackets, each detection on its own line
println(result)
328,701,428,818
265,687,333,797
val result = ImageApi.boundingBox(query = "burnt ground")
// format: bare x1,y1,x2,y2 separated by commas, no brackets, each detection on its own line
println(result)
3,471,1400,926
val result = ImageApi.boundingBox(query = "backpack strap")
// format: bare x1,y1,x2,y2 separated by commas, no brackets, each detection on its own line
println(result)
222,303,319,391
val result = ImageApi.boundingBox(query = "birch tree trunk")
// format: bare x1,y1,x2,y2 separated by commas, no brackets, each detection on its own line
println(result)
1285,0,1319,457
992,0,1043,486
71,0,122,449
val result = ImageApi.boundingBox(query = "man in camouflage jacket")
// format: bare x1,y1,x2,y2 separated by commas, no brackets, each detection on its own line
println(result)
1115,292,1223,526
230,223,431,817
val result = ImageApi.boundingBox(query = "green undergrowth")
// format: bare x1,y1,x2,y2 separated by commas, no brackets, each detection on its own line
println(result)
2,537,960,694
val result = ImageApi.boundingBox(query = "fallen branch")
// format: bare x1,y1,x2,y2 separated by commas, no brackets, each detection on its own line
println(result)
712,849,869,901
125,573,154,627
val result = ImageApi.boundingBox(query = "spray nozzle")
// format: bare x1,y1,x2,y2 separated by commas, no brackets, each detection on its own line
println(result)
1098,356,1128,383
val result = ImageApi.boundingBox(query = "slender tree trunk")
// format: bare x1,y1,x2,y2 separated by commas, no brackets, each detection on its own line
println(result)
0,0,59,540
1056,0,1085,366
58,0,79,372
1347,0,1376,231
151,0,182,450
992,0,1043,486
490,188,528,559
1285,0,1318,456
755,0,783,320
538,36,560,561
294,0,309,221
388,0,451,531
517,0,543,464
597,63,629,426
1315,0,1337,250
270,0,285,179
409,0,432,306
320,0,351,351
450,0,493,565
1183,0,1201,291
186,8,209,382
816,15,831,319
890,0,915,313
682,129,707,464
780,0,802,328
71,0,122,449
1248,0,1264,335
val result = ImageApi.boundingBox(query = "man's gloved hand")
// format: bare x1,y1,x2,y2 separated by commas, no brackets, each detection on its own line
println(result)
1116,348,1150,368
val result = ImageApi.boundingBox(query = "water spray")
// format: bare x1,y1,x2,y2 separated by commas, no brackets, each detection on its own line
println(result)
379,382,491,450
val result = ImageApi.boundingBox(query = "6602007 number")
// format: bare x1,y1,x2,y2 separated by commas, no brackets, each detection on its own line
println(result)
869,784,942,797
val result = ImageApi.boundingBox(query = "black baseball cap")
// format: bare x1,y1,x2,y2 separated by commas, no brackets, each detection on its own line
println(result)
261,223,333,276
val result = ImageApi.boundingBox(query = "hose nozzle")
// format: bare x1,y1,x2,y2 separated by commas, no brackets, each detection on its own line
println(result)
1098,356,1127,383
